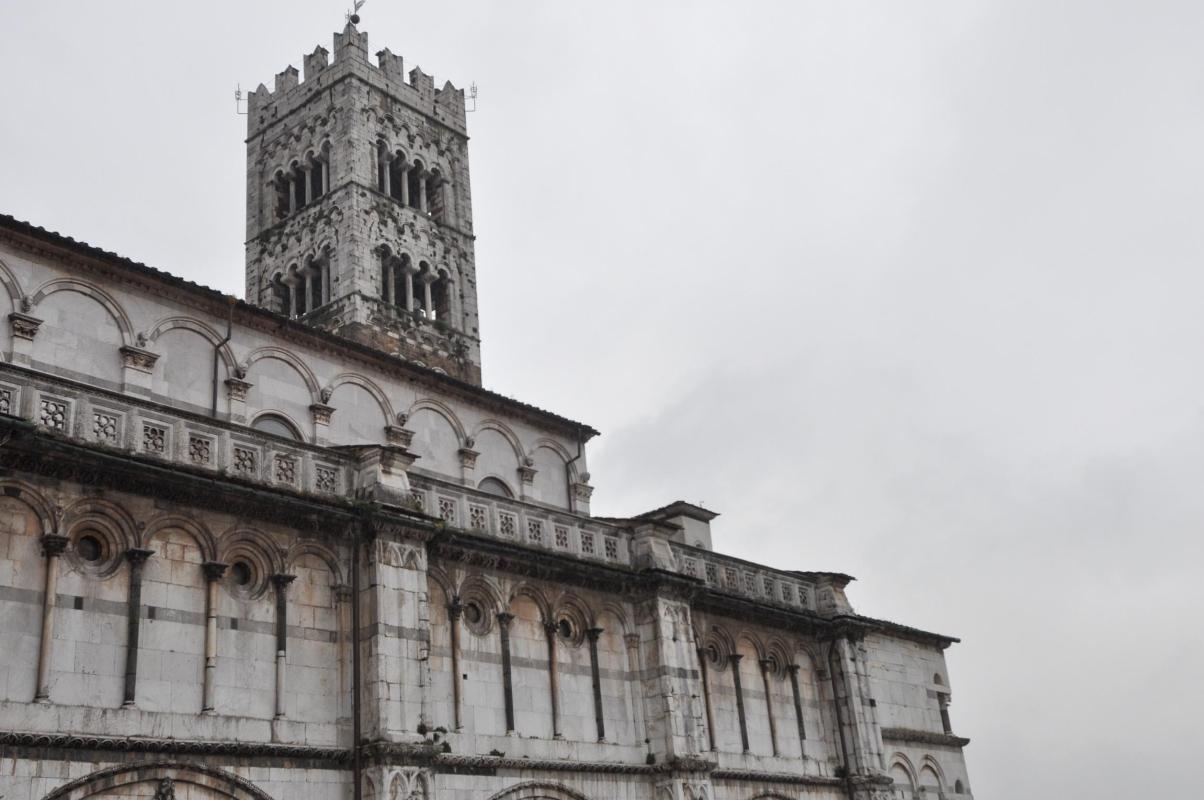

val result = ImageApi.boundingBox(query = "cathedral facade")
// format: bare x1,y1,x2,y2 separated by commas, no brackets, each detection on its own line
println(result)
0,20,972,800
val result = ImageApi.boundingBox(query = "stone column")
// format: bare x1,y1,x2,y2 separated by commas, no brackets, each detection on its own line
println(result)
122,547,155,707
422,273,433,318
304,268,315,312
288,175,297,214
417,172,427,213
625,634,648,748
399,164,410,207
730,653,750,753
787,664,807,757
321,160,329,196
201,561,227,713
497,612,516,734
381,158,391,196
544,621,562,739
33,534,68,702
696,648,717,751
385,262,396,305
586,627,606,742
403,267,415,312
759,659,780,756
448,600,463,731
272,574,296,719
304,164,313,205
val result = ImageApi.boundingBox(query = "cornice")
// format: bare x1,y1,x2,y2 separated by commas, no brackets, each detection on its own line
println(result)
0,730,348,762
880,727,971,748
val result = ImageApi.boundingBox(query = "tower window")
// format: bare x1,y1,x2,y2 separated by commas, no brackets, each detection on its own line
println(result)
408,160,424,210
427,169,446,223
271,273,289,314
272,172,290,220
291,162,306,211
431,271,452,322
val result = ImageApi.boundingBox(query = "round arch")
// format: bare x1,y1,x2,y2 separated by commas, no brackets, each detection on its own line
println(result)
28,278,134,346
407,398,467,445
141,514,218,563
486,781,590,800
0,478,56,533
285,540,344,586
147,315,237,374
0,255,25,308
44,761,276,800
242,346,322,401
473,420,525,462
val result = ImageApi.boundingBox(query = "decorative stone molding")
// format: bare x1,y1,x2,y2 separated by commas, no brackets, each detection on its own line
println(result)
9,312,42,341
457,447,479,469
572,481,594,501
384,424,414,448
517,464,537,485
119,345,160,374
225,377,253,402
40,534,70,558
201,561,228,582
0,730,349,762
310,402,335,426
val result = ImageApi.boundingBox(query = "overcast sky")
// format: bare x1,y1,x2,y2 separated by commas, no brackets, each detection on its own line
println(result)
3,1,1202,796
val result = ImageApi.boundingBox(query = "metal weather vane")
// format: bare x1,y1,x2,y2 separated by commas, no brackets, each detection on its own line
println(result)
347,0,366,24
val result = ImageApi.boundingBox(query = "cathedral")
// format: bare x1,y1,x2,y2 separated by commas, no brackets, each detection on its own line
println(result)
0,19,972,800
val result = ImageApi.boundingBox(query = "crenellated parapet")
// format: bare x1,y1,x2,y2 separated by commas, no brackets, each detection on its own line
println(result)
246,22,467,137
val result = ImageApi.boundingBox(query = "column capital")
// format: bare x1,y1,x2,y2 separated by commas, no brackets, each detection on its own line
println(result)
786,663,801,675
729,653,744,665
41,534,70,558
271,573,297,590
125,548,155,567
202,561,229,582
448,600,463,621
543,620,559,638
624,633,641,650
758,658,775,674
586,626,604,642
496,611,514,630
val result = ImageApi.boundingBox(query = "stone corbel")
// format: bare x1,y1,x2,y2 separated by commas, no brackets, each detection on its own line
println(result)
119,345,160,374
120,345,160,396
310,403,335,444
572,478,595,514
384,424,414,448
458,435,479,483
9,312,42,365
225,377,253,424
516,458,537,501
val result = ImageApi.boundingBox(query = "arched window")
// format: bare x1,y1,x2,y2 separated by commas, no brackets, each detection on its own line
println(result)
431,271,452,322
272,171,290,220
290,160,306,211
408,159,424,210
252,413,303,441
271,273,289,314
427,168,446,223
478,477,513,498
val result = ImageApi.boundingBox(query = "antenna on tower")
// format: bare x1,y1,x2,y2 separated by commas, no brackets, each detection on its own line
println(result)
467,83,479,112
234,84,248,115
346,0,366,25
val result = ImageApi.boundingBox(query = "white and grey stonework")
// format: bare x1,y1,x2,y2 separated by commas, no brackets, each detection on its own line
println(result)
0,19,972,800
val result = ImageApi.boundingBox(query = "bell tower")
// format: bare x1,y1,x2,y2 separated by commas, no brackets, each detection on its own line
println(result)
244,20,481,384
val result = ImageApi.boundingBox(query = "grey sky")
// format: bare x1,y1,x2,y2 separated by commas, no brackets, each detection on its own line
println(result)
3,1,1201,796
